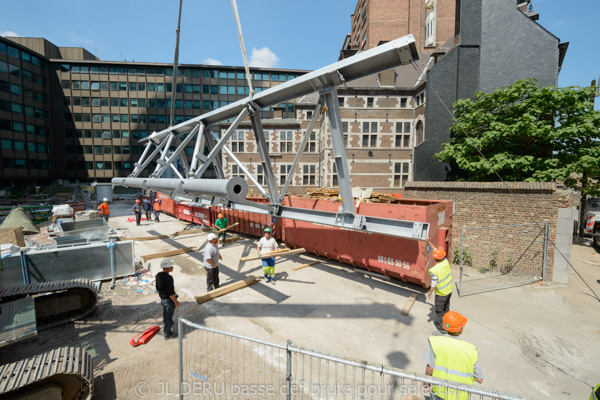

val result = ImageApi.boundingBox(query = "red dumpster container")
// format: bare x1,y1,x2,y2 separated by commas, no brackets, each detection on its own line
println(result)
212,198,283,239
282,197,453,287
176,203,193,222
190,205,211,226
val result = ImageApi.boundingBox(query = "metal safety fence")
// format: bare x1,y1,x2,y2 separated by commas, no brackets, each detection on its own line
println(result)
457,223,549,297
178,318,534,400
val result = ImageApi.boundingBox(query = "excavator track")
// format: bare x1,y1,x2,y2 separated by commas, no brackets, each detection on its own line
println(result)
0,279,98,330
0,346,93,399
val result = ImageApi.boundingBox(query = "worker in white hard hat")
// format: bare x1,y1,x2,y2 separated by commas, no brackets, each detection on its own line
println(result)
204,233,222,291
155,259,180,339
98,198,110,223
257,227,280,283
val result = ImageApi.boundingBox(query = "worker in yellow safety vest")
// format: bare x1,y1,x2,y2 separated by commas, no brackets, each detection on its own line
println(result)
423,311,483,400
426,237,453,332
591,383,600,400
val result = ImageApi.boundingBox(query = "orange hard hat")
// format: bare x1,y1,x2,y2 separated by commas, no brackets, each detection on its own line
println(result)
443,311,468,333
218,213,223,218
433,248,446,260
136,199,140,203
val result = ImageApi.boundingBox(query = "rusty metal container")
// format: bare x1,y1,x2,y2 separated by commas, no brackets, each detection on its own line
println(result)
282,197,453,287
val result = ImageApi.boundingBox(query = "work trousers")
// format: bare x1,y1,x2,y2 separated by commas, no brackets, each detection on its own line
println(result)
155,211,161,222
218,231,227,245
135,212,141,226
434,292,452,327
206,266,220,291
145,210,152,221
102,214,109,223
161,298,176,337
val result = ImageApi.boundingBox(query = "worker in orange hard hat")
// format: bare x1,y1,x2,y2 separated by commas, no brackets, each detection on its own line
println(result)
132,199,142,226
423,311,483,399
426,237,453,332
214,213,229,247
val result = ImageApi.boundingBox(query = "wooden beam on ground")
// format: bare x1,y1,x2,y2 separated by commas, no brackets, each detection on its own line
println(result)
400,293,419,316
292,261,320,271
171,227,212,237
141,247,195,261
240,248,305,262
195,276,260,304
118,234,170,242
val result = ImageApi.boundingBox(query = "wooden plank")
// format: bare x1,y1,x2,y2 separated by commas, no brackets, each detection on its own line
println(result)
141,247,195,261
214,222,239,234
292,261,320,271
400,293,418,316
123,234,170,242
171,227,212,237
195,276,260,304
240,248,306,262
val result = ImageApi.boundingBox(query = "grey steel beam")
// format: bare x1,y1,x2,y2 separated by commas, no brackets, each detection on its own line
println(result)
204,129,226,180
323,87,354,214
188,123,206,174
143,35,418,143
154,132,175,175
280,98,324,198
154,124,200,178
130,136,169,177
172,134,190,174
195,108,248,178
250,112,278,202
131,141,154,177
221,142,269,197
111,177,249,204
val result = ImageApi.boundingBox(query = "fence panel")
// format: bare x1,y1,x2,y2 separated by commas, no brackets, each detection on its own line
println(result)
179,318,534,400
457,223,549,296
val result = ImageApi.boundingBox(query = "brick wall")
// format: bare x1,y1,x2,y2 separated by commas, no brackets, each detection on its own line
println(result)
403,182,575,281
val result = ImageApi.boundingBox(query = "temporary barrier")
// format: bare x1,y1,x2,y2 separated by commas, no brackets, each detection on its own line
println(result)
178,318,534,400
282,197,452,287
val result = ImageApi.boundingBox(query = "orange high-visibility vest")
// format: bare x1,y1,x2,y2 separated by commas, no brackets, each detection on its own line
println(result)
153,203,161,211
98,202,110,215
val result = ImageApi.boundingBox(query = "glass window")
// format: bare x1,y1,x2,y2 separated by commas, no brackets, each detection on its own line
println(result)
94,145,103,154
13,121,23,132
11,103,22,113
28,142,36,152
14,140,25,151
138,82,145,91
100,81,109,90
129,82,137,91
7,46,19,58
0,42,6,54
100,66,108,74
62,80,70,89
157,83,164,92
26,124,35,134
91,81,100,90
90,66,99,74
10,83,21,95
110,82,118,90
15,159,27,169
119,82,127,91
80,66,89,73
92,98,101,107
1,139,12,150
81,81,90,90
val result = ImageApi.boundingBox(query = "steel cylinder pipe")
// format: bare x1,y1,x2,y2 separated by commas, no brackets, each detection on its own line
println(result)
111,177,249,203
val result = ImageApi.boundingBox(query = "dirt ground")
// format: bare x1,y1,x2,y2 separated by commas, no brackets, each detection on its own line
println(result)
1,200,599,399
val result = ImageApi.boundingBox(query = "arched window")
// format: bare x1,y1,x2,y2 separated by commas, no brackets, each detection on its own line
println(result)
416,120,424,145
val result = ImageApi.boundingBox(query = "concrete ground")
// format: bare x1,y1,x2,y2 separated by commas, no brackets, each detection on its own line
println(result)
1,200,599,399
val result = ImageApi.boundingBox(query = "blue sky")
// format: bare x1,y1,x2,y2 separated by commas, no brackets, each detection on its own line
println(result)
0,0,597,88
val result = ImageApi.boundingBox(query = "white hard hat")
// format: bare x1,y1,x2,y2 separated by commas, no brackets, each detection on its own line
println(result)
103,198,108,202
160,259,174,269
207,233,218,241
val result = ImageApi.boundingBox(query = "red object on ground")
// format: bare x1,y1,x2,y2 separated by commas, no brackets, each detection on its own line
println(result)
130,326,160,347
127,217,135,222
282,197,453,288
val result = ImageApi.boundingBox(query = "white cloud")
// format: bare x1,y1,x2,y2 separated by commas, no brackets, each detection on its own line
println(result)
1,31,20,37
68,31,96,49
203,58,223,66
249,47,280,68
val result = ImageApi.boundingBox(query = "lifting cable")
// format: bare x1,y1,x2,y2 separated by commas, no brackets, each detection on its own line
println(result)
230,0,255,99
169,0,184,128
409,60,600,303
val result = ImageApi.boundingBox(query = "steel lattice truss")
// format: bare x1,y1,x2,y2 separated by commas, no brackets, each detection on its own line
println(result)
112,35,428,239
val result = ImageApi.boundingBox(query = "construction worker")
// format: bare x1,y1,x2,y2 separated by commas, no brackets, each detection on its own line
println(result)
592,383,600,400
423,311,482,399
426,236,453,331
132,199,142,226
155,259,180,339
142,199,152,222
214,213,229,246
98,198,110,223
204,233,222,291
257,227,279,283
153,200,162,223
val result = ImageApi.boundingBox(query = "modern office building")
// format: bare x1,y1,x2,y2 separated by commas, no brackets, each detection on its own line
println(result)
0,36,306,187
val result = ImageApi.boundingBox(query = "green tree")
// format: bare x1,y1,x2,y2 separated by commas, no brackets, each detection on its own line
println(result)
435,78,600,235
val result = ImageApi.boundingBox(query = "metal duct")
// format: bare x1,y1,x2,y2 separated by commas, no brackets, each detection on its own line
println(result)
111,177,248,203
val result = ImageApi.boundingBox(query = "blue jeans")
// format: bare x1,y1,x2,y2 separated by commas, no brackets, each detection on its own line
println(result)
161,298,175,337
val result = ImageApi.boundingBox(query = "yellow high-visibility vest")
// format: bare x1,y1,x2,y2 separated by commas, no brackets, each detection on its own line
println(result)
429,336,478,400
591,383,600,400
429,259,453,296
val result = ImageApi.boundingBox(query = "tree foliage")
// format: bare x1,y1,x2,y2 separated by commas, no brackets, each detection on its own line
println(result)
435,78,600,196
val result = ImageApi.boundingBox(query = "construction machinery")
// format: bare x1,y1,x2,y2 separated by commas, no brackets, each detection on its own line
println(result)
0,279,97,399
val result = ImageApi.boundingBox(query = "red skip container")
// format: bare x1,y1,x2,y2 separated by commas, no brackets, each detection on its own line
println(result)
281,197,453,287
